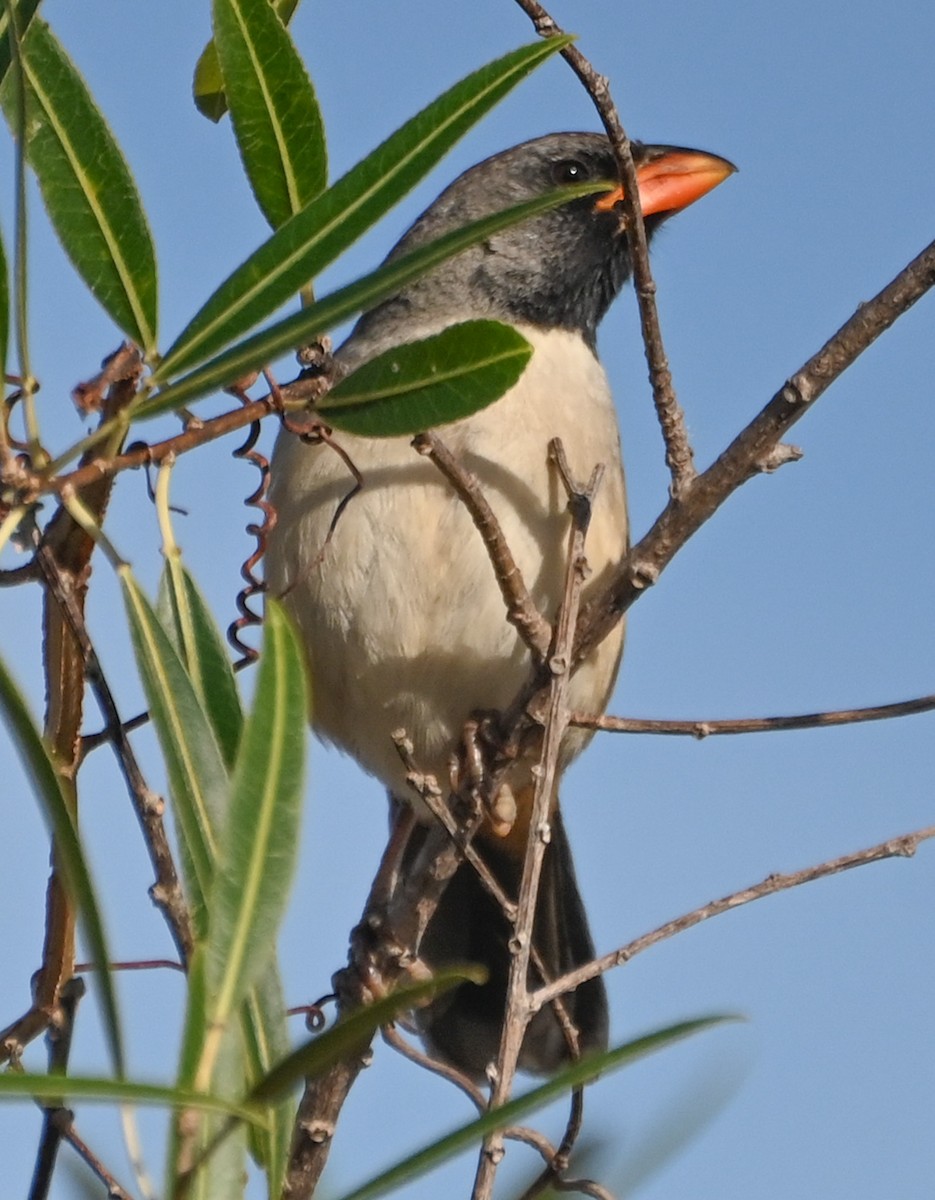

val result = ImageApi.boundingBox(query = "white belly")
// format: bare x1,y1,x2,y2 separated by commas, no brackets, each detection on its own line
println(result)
266,325,628,798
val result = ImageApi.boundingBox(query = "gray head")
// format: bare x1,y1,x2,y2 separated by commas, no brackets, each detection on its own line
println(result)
347,132,735,353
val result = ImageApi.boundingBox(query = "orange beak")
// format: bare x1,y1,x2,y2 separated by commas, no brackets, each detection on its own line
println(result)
594,147,736,217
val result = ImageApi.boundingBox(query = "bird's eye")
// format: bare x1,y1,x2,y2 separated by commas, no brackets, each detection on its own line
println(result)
551,159,590,185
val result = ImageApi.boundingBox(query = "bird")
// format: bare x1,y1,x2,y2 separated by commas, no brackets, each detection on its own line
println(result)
266,132,734,1078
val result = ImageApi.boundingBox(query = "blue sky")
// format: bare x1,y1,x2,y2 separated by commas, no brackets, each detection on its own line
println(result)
1,2,934,1197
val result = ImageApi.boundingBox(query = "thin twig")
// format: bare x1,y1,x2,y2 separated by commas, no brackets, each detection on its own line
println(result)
57,1123,135,1200
572,691,935,737
531,824,935,1013
382,1024,488,1109
510,0,696,496
382,1027,610,1198
38,371,327,503
413,431,552,660
29,977,85,1200
473,441,602,1200
392,730,516,926
35,541,193,964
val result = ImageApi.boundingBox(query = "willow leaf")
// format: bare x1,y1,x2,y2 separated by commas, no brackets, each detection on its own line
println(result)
0,19,157,352
213,0,326,228
157,36,571,381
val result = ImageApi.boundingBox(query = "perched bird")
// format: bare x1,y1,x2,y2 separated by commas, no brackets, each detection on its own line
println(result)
266,132,734,1077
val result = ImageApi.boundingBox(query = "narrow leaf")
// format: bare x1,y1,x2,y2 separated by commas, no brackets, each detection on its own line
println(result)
0,652,125,1075
213,0,326,228
321,320,531,437
194,0,301,122
121,568,229,931
180,1009,249,1200
143,180,603,416
336,1016,737,1200
154,561,289,1191
157,36,572,381
0,19,158,352
0,1072,265,1123
0,0,41,88
240,967,292,1195
194,602,306,1091
158,559,243,770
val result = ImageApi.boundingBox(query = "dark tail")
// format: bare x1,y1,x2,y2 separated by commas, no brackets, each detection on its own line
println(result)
408,808,608,1079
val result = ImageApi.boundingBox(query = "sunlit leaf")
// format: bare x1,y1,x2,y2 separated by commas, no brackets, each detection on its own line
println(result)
157,36,572,381
191,603,306,1093
0,19,158,352
194,0,301,122
213,0,326,228
321,320,531,436
143,179,603,416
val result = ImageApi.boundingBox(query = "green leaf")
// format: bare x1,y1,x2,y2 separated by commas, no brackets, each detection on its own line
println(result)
336,1016,737,1200
158,559,244,770
321,320,531,437
0,1071,265,1124
143,179,602,416
0,19,158,352
0,0,41,89
121,568,229,932
248,966,484,1105
0,224,7,378
194,0,300,122
175,975,249,1200
157,36,572,381
165,968,480,1187
0,651,125,1076
191,602,306,1092
213,0,326,228
240,966,292,1196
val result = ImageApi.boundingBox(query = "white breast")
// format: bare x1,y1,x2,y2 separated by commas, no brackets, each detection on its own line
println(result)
266,324,628,799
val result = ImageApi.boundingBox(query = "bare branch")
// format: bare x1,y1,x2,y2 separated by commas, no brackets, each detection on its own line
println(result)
510,0,696,496
532,825,935,1013
473,441,603,1200
35,542,193,965
573,691,935,737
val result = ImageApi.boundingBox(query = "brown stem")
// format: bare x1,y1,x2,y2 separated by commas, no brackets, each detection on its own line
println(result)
2,350,142,1064
28,977,85,1200
572,691,935,737
413,432,552,660
472,441,602,1200
531,824,935,1013
510,0,696,496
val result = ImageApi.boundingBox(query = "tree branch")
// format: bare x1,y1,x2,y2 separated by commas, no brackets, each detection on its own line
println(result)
472,441,603,1200
575,235,935,665
511,0,696,496
572,691,935,737
531,824,935,1014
